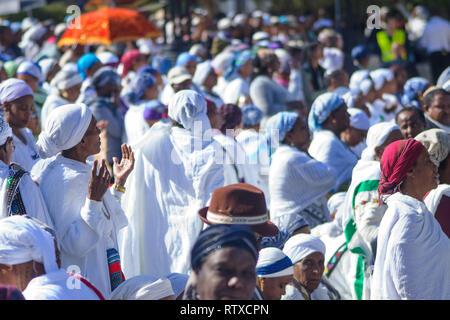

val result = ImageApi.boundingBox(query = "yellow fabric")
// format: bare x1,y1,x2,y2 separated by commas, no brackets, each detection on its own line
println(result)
376,30,407,62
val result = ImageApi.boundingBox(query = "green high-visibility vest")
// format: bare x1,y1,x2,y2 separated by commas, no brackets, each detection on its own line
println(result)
376,29,406,62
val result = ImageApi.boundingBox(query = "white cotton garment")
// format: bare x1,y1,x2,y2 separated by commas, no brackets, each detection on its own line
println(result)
221,76,250,104
269,145,337,231
424,184,450,216
0,160,54,228
39,155,128,299
40,94,70,131
23,269,102,300
308,130,359,192
11,128,40,172
123,102,150,145
371,192,450,300
111,275,174,300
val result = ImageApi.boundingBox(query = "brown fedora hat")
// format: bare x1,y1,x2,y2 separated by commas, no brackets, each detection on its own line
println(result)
198,183,279,237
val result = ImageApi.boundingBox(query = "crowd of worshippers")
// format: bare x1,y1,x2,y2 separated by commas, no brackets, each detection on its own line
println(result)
0,5,449,300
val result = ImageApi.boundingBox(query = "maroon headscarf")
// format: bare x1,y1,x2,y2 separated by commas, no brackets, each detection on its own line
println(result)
378,138,425,198
120,49,142,78
217,103,242,135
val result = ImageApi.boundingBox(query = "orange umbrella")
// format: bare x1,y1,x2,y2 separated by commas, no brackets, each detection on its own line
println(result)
57,7,162,47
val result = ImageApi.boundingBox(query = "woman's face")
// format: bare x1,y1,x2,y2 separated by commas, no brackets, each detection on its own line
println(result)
184,60,197,77
374,129,403,161
293,252,324,293
81,116,101,156
61,82,82,103
329,103,350,134
396,110,425,139
17,74,38,93
238,59,253,80
3,95,34,128
194,247,256,300
258,275,293,300
285,116,310,151
411,148,438,197
203,69,218,91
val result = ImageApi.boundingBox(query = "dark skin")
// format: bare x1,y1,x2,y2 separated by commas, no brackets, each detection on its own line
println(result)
374,129,403,161
283,116,311,152
172,79,192,93
2,95,34,144
0,261,45,291
256,275,293,300
322,103,350,137
396,110,425,139
423,93,450,126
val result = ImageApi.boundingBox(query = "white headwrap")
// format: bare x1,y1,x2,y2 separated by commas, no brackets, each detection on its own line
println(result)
0,117,12,145
327,191,347,214
50,67,83,91
17,60,42,81
211,51,234,76
111,275,174,300
349,69,370,92
168,90,210,133
97,51,119,66
0,78,34,104
360,122,400,161
36,104,93,159
0,215,58,273
38,58,57,81
415,128,450,167
348,108,370,131
22,25,47,43
166,273,189,299
282,233,326,265
256,247,294,278
193,60,213,86
370,68,394,91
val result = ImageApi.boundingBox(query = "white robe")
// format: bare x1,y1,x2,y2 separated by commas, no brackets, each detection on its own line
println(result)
0,160,54,228
221,77,250,104
11,128,40,172
123,102,150,145
39,154,128,299
23,269,101,300
270,145,337,230
308,130,359,192
119,126,224,278
371,192,450,299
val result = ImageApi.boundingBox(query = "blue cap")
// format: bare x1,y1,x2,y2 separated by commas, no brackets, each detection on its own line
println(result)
351,45,369,61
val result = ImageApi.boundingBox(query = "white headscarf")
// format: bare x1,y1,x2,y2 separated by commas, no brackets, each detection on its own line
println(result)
168,90,210,133
327,191,347,215
38,58,57,81
348,108,370,131
0,78,34,104
349,70,370,92
193,60,213,86
166,273,189,299
360,122,400,161
36,104,93,159
50,66,83,91
370,68,394,91
111,275,174,300
415,128,450,167
0,215,58,273
256,247,294,278
17,60,43,81
282,234,326,264
0,118,12,146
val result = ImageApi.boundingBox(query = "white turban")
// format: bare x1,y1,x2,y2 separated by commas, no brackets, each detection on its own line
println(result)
111,275,174,300
166,273,189,299
415,129,450,167
37,104,93,159
168,90,210,132
0,118,12,146
192,60,213,86
360,122,400,161
0,215,58,273
17,60,43,81
0,78,34,104
282,234,326,265
50,67,83,91
256,247,294,278
348,108,370,131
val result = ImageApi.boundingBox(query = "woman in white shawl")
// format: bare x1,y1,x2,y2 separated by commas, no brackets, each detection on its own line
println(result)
40,65,83,130
192,60,224,108
268,111,337,230
372,138,450,299
0,118,53,228
36,104,134,299
308,92,358,192
221,50,254,105
119,90,224,278
333,122,403,300
416,128,450,237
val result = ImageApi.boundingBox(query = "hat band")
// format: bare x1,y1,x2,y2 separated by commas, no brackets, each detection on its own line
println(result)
206,210,268,225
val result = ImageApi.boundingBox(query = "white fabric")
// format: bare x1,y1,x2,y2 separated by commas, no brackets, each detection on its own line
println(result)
123,101,150,145
319,47,344,73
0,160,54,228
0,118,12,145
419,17,450,54
39,155,128,299
415,128,450,167
111,275,174,300
269,145,336,230
424,184,450,217
0,78,34,104
371,192,450,299
50,67,83,91
37,104,92,159
0,215,58,273
23,269,101,300
256,247,294,278
97,52,119,66
38,58,57,81
360,122,400,161
193,60,212,86
221,76,250,104
166,272,189,299
167,90,210,132
348,108,370,130
119,94,224,277
308,130,358,192
11,128,40,172
349,70,370,92
40,95,70,132
17,60,42,81
283,233,326,264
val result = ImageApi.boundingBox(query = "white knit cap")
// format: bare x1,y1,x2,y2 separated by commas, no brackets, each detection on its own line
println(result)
283,234,326,265
256,247,294,278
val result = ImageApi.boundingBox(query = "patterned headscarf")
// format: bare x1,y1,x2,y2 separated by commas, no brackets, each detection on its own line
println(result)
401,77,430,108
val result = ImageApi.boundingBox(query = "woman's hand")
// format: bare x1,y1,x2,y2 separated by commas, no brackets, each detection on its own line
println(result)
113,144,135,187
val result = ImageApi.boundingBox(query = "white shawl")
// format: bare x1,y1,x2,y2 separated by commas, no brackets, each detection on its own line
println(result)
371,192,450,299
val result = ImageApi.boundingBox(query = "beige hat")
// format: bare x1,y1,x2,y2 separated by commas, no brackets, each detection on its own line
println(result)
168,66,192,85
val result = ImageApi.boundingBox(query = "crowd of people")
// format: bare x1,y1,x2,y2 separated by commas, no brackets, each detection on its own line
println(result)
0,3,449,301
